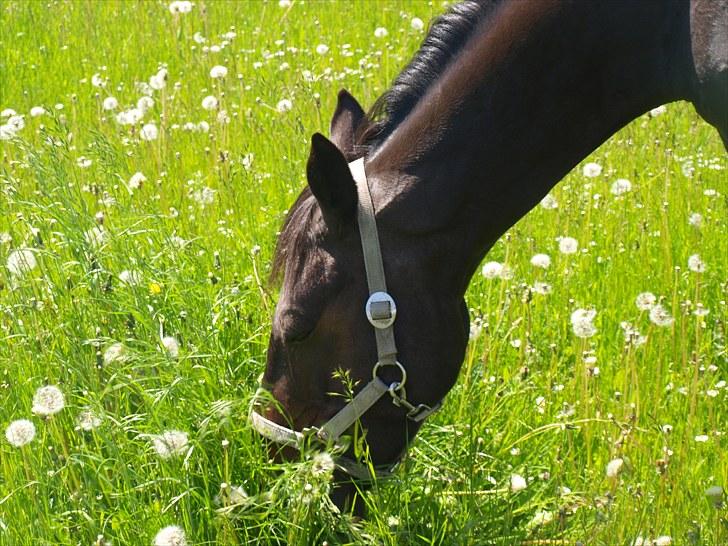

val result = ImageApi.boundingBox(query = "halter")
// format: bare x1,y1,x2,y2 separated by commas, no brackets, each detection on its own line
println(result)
249,157,442,481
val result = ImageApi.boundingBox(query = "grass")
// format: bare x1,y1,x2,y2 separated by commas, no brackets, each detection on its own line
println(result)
0,1,725,544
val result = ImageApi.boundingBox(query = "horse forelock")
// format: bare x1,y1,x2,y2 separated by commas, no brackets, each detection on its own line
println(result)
270,187,317,284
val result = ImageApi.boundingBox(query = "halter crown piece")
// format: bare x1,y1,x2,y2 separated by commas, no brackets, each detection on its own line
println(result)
249,158,441,481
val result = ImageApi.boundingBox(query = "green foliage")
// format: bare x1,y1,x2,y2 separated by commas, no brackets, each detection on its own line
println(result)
0,1,725,545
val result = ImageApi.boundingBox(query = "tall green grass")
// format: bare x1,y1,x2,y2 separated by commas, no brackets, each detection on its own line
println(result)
0,1,725,544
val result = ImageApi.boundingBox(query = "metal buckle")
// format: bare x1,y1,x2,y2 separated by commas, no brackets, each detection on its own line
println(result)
372,360,407,390
365,291,397,329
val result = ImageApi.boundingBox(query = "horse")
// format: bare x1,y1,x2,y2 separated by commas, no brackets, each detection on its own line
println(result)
251,0,728,510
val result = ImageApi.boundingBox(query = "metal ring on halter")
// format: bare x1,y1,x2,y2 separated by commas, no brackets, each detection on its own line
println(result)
365,291,397,329
372,360,407,390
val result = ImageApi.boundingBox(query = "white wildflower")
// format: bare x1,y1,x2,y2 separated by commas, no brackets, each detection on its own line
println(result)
527,510,554,529
276,99,292,113
76,156,92,168
5,419,36,447
85,225,108,249
102,96,118,111
140,123,158,141
32,385,65,417
278,0,292,7
694,434,709,443
77,408,103,431
571,308,597,338
649,304,674,327
558,236,578,254
311,452,335,478
582,162,602,177
530,253,551,268
201,95,218,111
532,281,552,295
687,254,705,273
149,68,168,90
128,171,146,191
137,96,154,113
510,474,527,492
606,457,624,478
153,525,188,546
410,17,425,31
162,336,180,359
688,212,703,228
168,0,193,14
7,249,37,276
191,186,216,206
635,292,656,311
151,430,189,459
210,65,228,79
315,44,329,55
29,106,46,117
116,107,143,125
540,194,558,209
91,73,107,88
654,536,672,546
649,105,667,117
103,342,127,365
610,178,632,195
481,261,503,279
374,27,388,38
119,269,143,286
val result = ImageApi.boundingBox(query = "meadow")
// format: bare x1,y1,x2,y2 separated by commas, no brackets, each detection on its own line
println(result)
0,1,725,544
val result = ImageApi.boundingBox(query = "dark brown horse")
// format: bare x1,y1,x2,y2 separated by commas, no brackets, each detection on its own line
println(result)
257,0,727,508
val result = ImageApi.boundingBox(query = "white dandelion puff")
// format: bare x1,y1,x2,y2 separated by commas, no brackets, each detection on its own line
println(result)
649,105,667,117
582,162,602,177
128,171,146,191
201,95,218,111
161,336,180,359
606,457,624,478
311,451,335,478
76,408,103,431
410,17,425,31
84,226,108,249
649,304,674,327
688,212,703,228
278,0,292,7
153,525,188,546
149,68,168,90
29,106,46,117
32,385,65,417
210,65,228,79
510,474,527,492
168,0,193,14
610,178,632,195
530,253,551,269
6,249,37,277
374,27,388,38
103,342,127,365
102,96,118,111
151,430,189,459
315,44,329,55
137,96,154,113
540,194,558,209
635,292,657,311
276,99,292,113
687,254,705,273
91,73,107,88
76,156,93,168
5,419,36,447
558,236,578,255
481,261,503,279
654,537,672,546
119,269,143,286
140,123,158,141
571,308,597,338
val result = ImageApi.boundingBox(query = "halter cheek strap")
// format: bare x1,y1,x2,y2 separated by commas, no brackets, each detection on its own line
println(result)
249,157,441,480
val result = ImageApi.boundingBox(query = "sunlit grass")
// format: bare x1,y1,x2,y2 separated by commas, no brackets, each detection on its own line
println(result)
0,1,725,545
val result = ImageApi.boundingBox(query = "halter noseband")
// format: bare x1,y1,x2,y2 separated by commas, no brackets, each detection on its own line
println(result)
249,157,441,481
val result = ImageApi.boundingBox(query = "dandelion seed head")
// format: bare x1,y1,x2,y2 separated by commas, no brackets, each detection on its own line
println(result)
510,474,527,492
315,44,329,55
153,525,188,546
606,457,624,478
103,342,127,365
168,1,193,15
571,308,597,338
102,96,118,111
152,430,189,459
610,178,632,195
137,96,154,113
311,451,335,478
481,261,503,279
201,95,218,111
374,27,388,38
558,236,578,255
540,194,558,209
162,336,180,359
410,17,425,31
140,123,158,141
32,385,65,417
5,419,36,447
635,292,657,311
582,161,602,177
530,253,551,269
6,249,37,277
276,99,292,113
119,269,143,286
210,65,228,78
687,254,705,273
688,212,703,228
30,106,46,117
77,408,103,431
649,304,674,327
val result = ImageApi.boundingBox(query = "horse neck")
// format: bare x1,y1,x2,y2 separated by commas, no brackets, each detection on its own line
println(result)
369,0,694,295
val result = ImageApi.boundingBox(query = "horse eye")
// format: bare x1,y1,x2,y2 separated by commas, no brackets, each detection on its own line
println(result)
283,326,314,345
278,309,315,345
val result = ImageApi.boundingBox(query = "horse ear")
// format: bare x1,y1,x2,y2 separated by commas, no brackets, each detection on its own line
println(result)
307,132,357,230
330,89,365,159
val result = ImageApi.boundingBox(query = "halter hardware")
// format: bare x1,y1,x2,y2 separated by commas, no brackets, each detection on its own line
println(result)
249,157,442,481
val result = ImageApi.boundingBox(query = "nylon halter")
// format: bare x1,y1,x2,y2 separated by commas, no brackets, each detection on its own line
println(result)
249,157,441,481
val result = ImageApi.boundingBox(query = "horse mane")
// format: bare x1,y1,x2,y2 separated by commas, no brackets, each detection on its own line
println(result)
357,0,500,149
272,1,500,282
